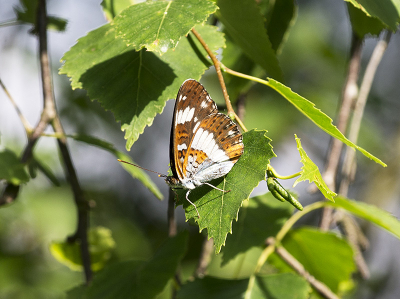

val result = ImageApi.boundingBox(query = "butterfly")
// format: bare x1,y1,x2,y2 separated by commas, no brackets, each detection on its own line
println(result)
165,79,244,217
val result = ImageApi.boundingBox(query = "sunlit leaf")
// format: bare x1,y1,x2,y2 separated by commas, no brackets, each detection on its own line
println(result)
60,24,224,150
328,196,400,239
113,0,217,55
267,78,386,167
270,228,355,293
217,0,284,82
50,226,116,272
347,3,387,38
175,130,275,253
345,0,400,31
293,135,336,201
69,134,163,200
0,149,29,185
101,0,135,21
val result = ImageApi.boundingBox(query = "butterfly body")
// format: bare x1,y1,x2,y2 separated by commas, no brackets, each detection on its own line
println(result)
167,79,244,216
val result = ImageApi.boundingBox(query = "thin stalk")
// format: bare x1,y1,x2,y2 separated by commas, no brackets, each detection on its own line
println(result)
267,165,301,180
191,28,247,132
0,79,33,134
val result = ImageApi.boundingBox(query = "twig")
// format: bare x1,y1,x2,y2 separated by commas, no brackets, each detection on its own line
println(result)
195,238,214,278
339,31,391,195
335,30,391,280
168,189,177,237
236,93,247,121
168,189,181,299
339,214,370,279
0,3,54,205
0,79,33,134
36,0,92,284
319,33,363,230
191,28,247,132
0,19,23,28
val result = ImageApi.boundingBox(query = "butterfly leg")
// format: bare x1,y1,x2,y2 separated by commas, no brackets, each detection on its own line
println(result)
185,190,200,218
204,182,230,194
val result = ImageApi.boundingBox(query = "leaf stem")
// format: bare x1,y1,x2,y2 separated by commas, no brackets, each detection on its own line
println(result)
267,165,301,180
191,28,247,132
221,63,270,86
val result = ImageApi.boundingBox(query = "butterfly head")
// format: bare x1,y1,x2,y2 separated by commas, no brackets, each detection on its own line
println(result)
165,175,183,189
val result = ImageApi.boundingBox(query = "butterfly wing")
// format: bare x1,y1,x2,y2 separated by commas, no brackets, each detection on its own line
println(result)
170,79,218,182
183,112,243,183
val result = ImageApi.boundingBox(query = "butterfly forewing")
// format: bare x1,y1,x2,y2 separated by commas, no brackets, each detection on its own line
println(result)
170,79,218,181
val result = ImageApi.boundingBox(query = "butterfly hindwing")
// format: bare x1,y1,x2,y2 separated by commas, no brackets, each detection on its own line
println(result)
183,113,243,181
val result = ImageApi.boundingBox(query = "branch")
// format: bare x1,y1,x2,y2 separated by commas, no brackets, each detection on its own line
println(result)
194,238,214,278
319,33,363,230
1,4,93,283
168,189,177,237
335,30,391,280
36,0,92,284
339,31,391,195
191,28,247,132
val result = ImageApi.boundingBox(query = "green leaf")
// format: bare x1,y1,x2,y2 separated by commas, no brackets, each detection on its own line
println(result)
60,24,224,150
69,232,188,299
266,0,298,54
177,273,310,299
293,135,336,201
347,3,387,38
266,78,386,167
14,0,67,32
216,0,284,82
272,228,355,293
50,226,116,272
222,35,256,101
252,273,311,299
113,0,217,55
221,192,293,265
101,0,135,20
178,276,248,299
69,134,163,200
345,0,400,31
175,130,275,253
0,149,29,185
328,196,400,239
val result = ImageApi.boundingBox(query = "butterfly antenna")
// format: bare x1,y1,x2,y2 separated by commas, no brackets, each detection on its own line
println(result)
117,159,167,177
